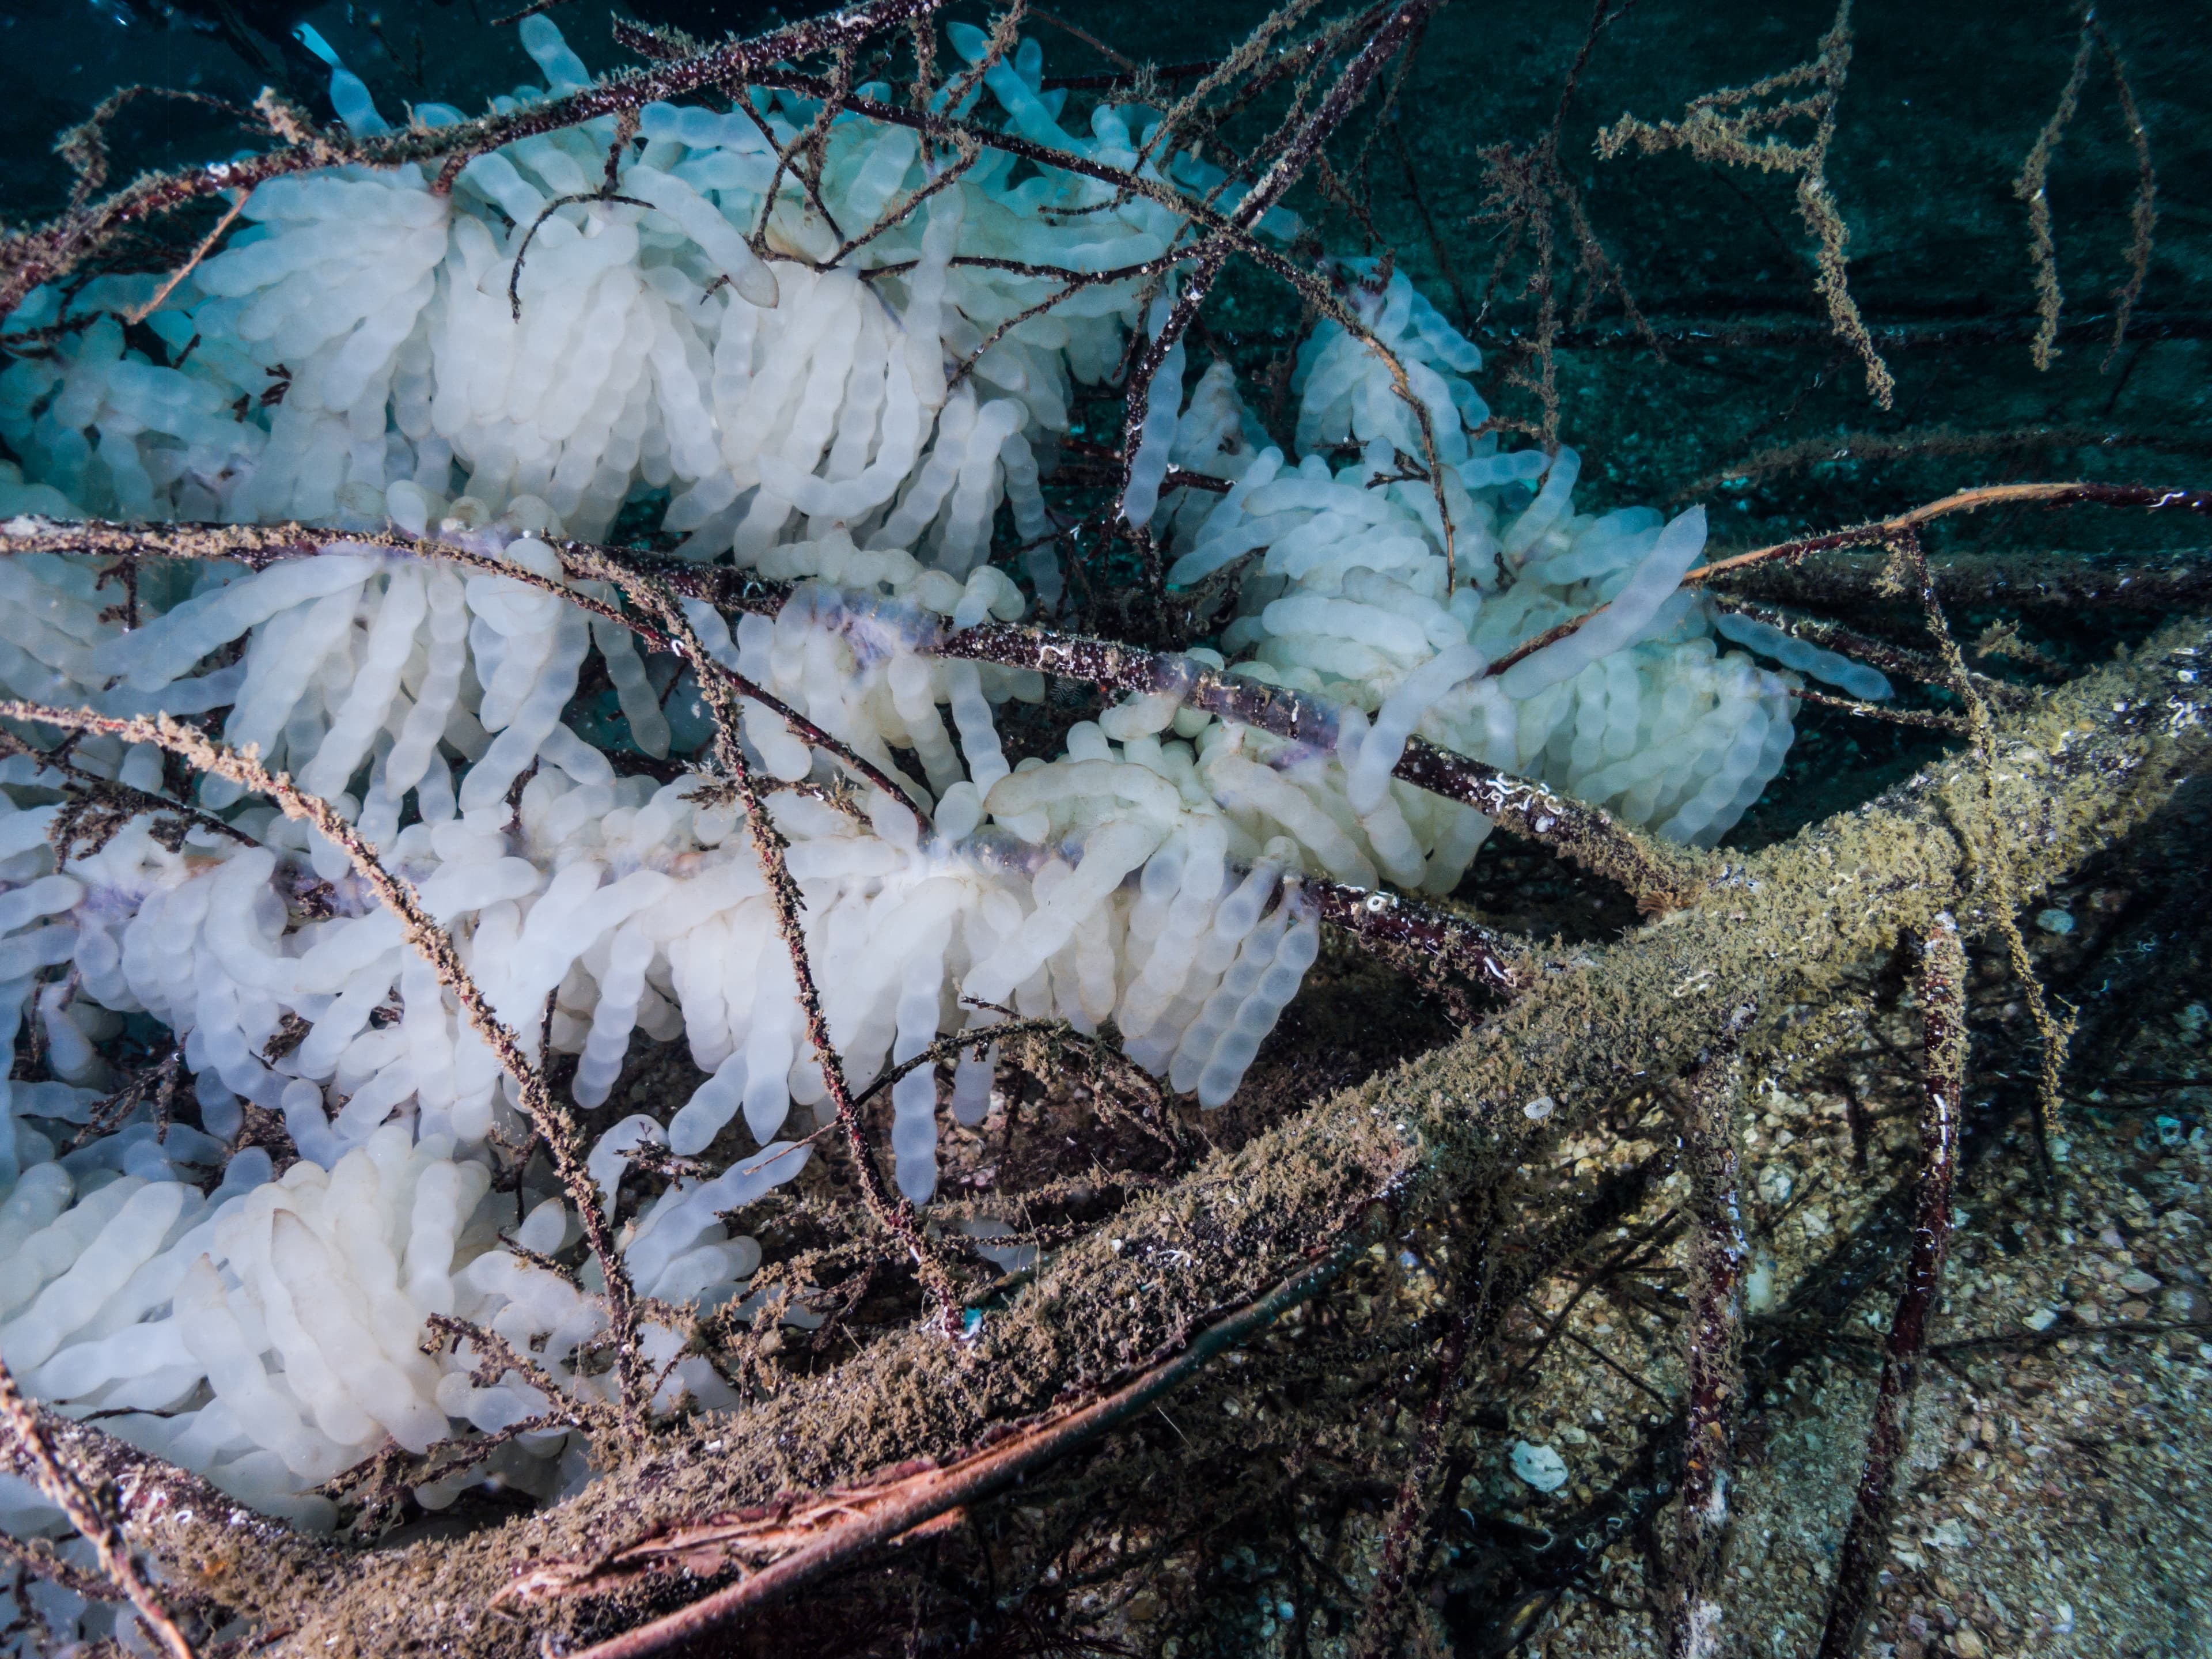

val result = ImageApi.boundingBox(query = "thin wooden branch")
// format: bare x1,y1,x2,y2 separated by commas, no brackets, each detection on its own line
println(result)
1813,914,1964,1659
537,1241,1357,1658
1686,480,2212,588
934,620,1700,909
0,518,925,819
1707,546,2212,614
0,704,658,1427
1303,877,1529,993
1790,687,1965,733
1891,529,2072,1177
1347,1283,1478,1659
0,1353,197,1658
611,577,963,1323
1666,1004,1753,1659
0,0,948,319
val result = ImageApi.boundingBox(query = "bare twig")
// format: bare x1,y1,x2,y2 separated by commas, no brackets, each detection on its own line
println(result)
535,1240,1355,1659
1890,530,2074,1179
1685,480,2212,587
2092,18,2157,370
0,1353,197,1659
1813,914,1965,1659
1707,544,2212,615
1666,1005,1754,1659
0,518,925,819
1347,1267,1482,1659
608,575,963,1324
1303,877,1529,993
1789,687,1966,733
122,194,247,326
2014,16,2094,372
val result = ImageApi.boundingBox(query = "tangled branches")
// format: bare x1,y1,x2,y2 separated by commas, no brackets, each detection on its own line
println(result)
0,0,2207,1652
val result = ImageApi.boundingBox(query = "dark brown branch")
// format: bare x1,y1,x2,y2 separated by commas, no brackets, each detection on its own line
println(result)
1347,1280,1478,1659
1813,914,1965,1659
933,620,1700,910
1676,423,2212,506
1790,687,1966,733
0,0,947,319
1666,1004,1754,1659
1109,0,1446,548
614,578,962,1324
1709,546,2212,614
0,518,924,820
0,1355,198,1657
1304,878,1529,993
541,1241,1357,1658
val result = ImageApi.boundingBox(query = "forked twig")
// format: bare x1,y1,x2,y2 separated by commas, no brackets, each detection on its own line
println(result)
610,575,963,1323
1597,1,1894,408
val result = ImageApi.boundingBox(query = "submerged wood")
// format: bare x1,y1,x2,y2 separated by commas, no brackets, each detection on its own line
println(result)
24,603,2194,1655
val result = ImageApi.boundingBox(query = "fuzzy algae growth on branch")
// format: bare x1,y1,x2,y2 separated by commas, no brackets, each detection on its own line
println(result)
0,0,2201,1650
162,601,2212,1659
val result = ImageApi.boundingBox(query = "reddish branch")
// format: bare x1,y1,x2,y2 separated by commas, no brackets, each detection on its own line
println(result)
538,1242,1357,1658
1667,1005,1755,1659
1814,914,1966,1659
1686,480,2212,588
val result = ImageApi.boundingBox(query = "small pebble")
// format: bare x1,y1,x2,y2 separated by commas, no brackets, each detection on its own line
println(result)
1510,1440,1569,1491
